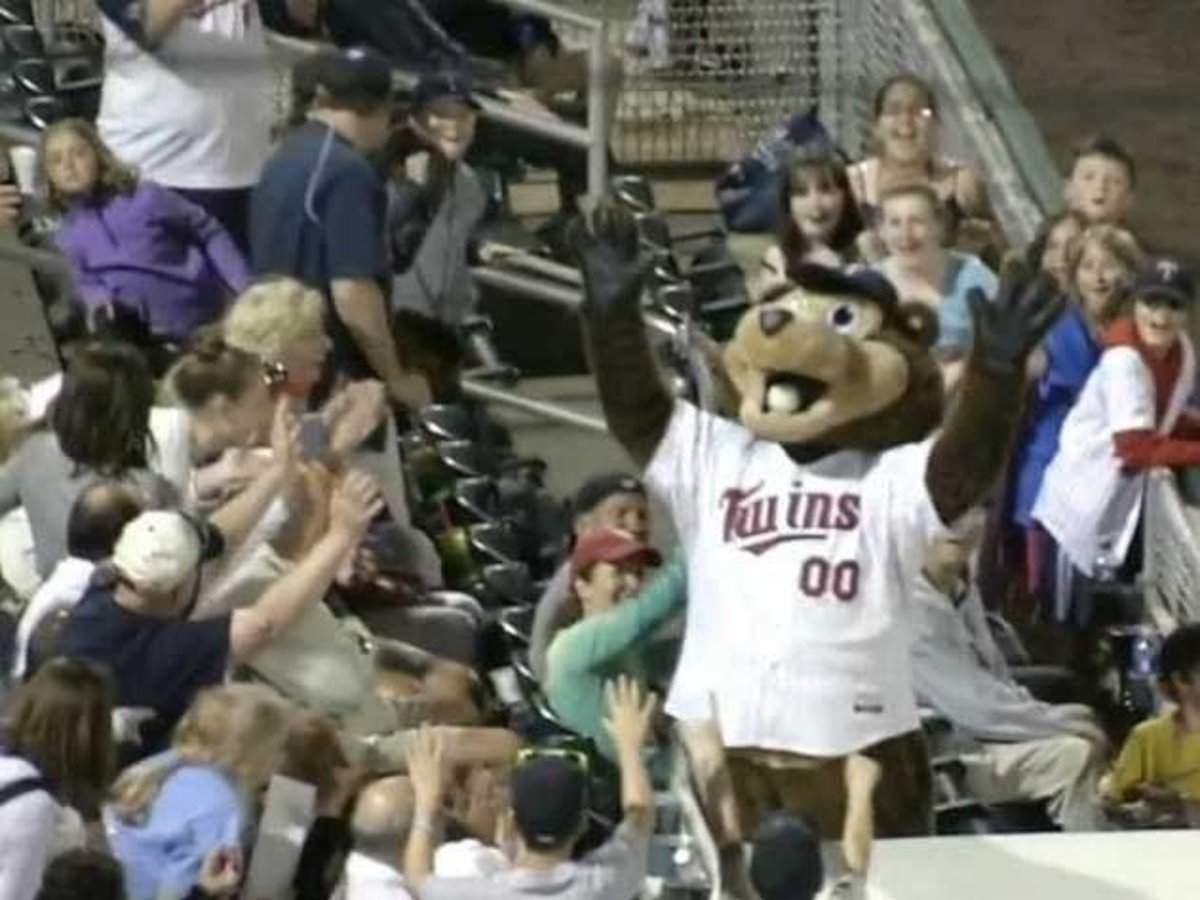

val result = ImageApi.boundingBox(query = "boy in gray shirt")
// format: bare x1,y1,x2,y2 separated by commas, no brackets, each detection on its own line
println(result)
404,676,656,900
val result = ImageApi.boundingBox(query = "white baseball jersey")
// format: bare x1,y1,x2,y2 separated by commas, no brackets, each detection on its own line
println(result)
98,1,272,190
647,401,947,756
1034,337,1195,577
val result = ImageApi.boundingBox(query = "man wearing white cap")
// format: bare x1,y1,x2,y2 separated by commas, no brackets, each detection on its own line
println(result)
60,471,382,756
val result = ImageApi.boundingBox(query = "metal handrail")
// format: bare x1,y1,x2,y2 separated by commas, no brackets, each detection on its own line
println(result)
470,263,678,339
266,0,610,196
496,0,603,33
460,377,608,433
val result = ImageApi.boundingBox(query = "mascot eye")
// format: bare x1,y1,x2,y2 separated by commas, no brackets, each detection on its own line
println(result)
828,303,859,334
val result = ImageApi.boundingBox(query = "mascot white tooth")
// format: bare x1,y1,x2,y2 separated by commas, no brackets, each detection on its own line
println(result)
572,202,1061,890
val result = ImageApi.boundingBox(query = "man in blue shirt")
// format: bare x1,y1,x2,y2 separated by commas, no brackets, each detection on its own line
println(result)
251,47,430,409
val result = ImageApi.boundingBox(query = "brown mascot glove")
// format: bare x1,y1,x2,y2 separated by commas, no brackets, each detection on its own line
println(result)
966,262,1064,375
929,262,1065,525
570,200,674,468
570,201,651,321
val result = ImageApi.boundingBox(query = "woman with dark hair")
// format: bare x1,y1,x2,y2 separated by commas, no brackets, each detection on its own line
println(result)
849,72,1000,263
0,340,192,579
756,141,864,298
0,658,116,900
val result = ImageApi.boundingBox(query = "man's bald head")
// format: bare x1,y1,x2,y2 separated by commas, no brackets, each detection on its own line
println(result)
351,776,416,862
67,481,144,562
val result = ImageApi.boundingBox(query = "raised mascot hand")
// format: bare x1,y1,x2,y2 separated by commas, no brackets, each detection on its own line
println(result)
570,197,673,468
569,199,650,320
966,260,1065,376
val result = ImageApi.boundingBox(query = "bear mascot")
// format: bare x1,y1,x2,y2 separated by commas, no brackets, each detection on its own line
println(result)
570,202,1061,892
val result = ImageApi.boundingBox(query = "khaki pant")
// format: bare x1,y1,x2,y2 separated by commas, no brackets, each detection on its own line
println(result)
960,735,1104,831
726,730,933,840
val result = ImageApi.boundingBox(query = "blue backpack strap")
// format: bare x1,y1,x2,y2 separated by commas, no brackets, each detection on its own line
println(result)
0,775,50,807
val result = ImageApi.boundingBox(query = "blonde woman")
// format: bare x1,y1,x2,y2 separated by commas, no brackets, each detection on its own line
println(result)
1013,225,1145,598
213,276,442,589
105,684,295,900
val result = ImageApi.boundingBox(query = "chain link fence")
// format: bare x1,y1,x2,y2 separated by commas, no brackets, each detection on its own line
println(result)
552,1,1044,243
34,1,1040,239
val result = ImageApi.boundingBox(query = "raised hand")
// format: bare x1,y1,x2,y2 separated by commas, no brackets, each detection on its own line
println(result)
568,199,649,319
602,674,658,756
405,725,448,814
325,379,386,457
328,470,383,540
967,260,1065,376
268,395,301,482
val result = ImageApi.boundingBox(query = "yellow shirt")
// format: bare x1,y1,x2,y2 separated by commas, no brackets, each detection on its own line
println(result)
1107,712,1200,802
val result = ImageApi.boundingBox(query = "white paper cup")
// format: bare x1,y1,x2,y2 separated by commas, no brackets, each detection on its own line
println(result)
9,146,38,195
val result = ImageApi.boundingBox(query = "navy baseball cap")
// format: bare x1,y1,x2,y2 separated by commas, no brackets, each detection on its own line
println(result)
303,47,392,110
511,754,588,850
790,262,900,313
573,473,646,518
750,812,824,900
413,70,482,111
1132,257,1196,308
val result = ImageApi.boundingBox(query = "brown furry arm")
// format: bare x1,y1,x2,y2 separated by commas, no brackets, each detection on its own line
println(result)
574,203,674,469
927,264,1062,525
927,366,1025,525
581,302,674,469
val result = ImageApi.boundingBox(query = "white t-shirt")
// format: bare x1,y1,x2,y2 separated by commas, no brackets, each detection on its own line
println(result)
12,557,95,679
148,407,194,501
1034,340,1195,576
97,1,272,190
0,756,86,900
646,402,945,756
344,853,416,900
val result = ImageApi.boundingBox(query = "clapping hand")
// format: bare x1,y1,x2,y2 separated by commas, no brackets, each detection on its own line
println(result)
329,470,384,542
268,396,302,484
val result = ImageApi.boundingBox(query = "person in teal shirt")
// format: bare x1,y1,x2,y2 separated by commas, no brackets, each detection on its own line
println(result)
545,528,686,760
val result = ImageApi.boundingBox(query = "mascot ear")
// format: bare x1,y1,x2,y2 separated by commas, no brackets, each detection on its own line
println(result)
896,302,939,349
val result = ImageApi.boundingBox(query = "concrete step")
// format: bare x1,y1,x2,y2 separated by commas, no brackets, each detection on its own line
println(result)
509,172,718,218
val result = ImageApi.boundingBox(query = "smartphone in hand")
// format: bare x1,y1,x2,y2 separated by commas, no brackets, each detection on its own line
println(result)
298,413,330,463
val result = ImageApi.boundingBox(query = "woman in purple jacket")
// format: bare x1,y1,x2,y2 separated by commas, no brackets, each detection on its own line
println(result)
40,119,251,344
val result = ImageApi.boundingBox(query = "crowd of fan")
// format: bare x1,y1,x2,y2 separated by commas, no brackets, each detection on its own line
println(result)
0,3,1198,900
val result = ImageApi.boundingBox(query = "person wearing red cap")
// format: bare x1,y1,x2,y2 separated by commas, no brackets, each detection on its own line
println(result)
543,528,683,760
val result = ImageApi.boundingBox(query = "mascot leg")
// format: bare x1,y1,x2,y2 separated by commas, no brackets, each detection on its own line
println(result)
726,731,933,876
841,754,882,873
678,720,756,898
864,730,934,839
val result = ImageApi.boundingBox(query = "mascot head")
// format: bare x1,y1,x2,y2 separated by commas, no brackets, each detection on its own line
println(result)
723,264,944,459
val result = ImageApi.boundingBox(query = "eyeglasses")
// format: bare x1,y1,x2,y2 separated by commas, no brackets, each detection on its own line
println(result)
515,745,591,774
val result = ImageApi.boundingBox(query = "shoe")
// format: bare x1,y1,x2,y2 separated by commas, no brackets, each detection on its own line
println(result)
827,873,866,900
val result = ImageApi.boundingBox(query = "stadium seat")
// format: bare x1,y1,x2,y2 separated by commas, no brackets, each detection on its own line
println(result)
0,0,33,28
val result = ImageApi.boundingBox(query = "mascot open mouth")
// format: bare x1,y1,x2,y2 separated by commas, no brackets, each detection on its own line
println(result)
763,372,828,415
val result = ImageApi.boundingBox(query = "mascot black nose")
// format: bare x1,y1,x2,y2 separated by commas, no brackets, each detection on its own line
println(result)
758,307,794,336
